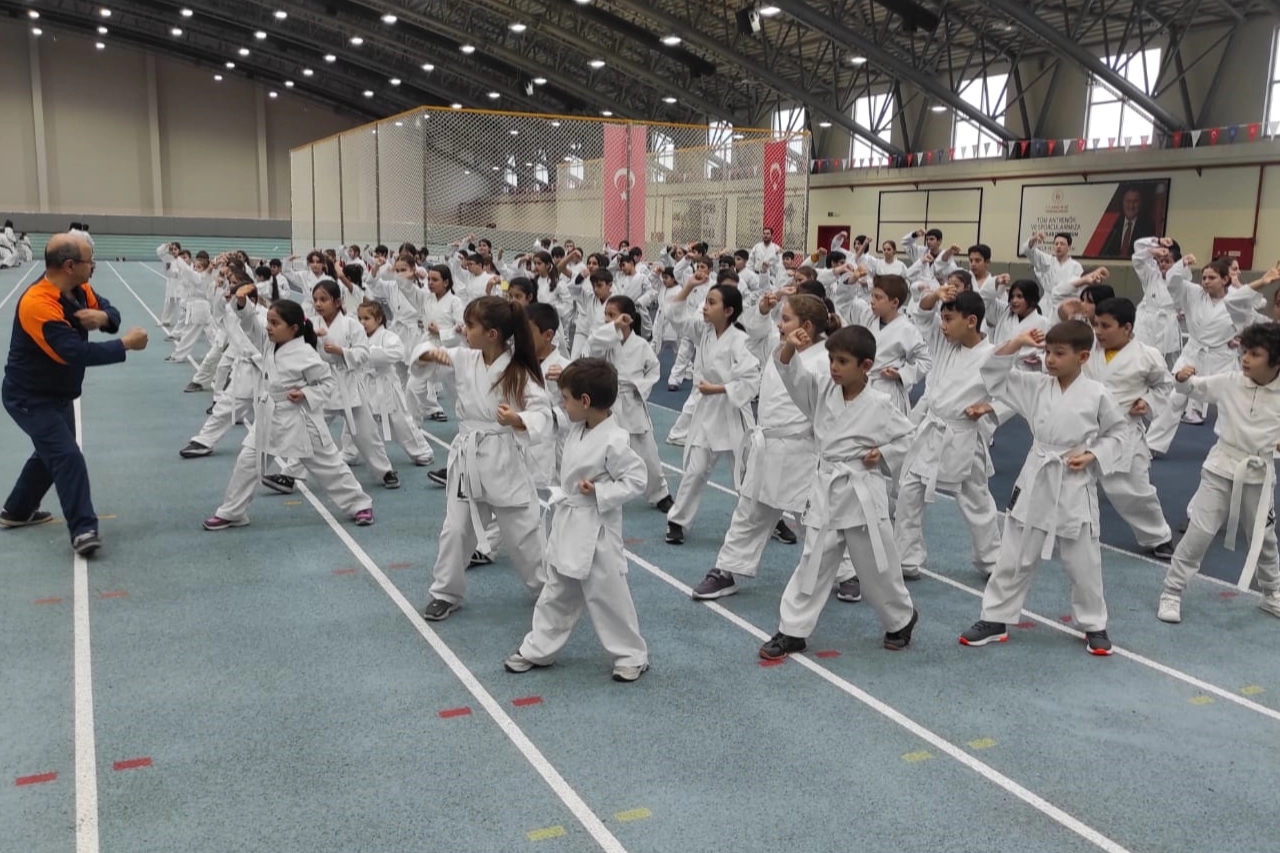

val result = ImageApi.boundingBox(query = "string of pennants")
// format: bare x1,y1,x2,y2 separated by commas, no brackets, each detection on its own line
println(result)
809,122,1280,173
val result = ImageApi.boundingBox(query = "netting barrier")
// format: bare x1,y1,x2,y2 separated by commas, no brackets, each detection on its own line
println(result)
290,107,810,259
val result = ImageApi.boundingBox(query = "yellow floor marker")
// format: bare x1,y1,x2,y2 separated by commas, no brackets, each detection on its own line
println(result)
902,750,932,762
526,826,566,841
967,738,998,750
284,500,302,506
1189,695,1214,705
615,808,652,823
1240,685,1266,696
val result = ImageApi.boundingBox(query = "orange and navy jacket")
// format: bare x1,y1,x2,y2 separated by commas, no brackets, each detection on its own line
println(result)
4,278,125,400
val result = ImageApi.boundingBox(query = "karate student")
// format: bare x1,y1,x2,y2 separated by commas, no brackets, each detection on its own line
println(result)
586,295,672,511
1224,262,1280,328
760,325,920,660
501,358,651,682
202,293,373,531
960,322,1127,655
412,297,550,622
168,251,218,364
1131,237,1184,366
1157,322,1280,623
354,302,435,467
896,288,1001,579
400,261,466,423
567,267,613,358
1024,231,1083,319
662,280,761,545
867,275,931,415
1085,298,1175,559
156,242,186,331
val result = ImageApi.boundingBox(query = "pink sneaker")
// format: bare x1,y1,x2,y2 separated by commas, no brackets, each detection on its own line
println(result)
354,509,374,526
203,516,248,531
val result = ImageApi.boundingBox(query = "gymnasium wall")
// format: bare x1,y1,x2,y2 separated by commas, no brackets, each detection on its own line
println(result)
0,19,359,221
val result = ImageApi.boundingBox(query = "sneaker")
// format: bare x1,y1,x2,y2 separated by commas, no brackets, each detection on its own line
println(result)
902,566,921,580
653,495,674,513
959,620,1008,647
383,470,401,490
884,609,919,651
504,652,550,673
665,522,684,545
1157,591,1182,623
354,509,374,526
164,355,183,362
1085,629,1114,656
429,411,448,422
203,516,248,531
260,474,295,495
1259,591,1280,618
412,455,434,467
72,531,102,557
759,632,806,660
667,384,679,392
183,382,207,393
1177,518,1189,534
771,520,797,545
691,569,737,600
427,468,448,487
834,578,862,602
422,598,460,621
205,403,215,415
468,550,493,568
1180,412,1205,425
179,441,212,459
1148,540,1175,561
0,509,54,528
612,663,649,683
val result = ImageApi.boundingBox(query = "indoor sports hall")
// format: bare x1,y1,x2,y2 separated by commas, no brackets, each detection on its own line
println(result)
4,2,1280,853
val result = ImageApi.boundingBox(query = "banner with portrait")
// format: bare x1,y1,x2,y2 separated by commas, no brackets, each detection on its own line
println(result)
1017,179,1170,260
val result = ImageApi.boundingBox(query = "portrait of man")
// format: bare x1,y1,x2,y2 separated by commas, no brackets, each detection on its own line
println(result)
1100,183,1159,258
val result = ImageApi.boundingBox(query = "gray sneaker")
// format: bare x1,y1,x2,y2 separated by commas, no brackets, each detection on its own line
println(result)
504,653,549,673
1258,591,1280,618
612,663,649,682
691,569,737,600
834,578,862,602
72,531,101,557
422,599,460,621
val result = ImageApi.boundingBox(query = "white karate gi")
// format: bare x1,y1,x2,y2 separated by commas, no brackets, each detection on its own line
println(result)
586,323,669,504
1131,238,1183,359
0,227,17,269
977,355,1127,631
156,243,184,327
191,300,266,451
314,313,394,478
518,416,649,668
868,314,931,415
1024,239,1083,320
354,326,434,465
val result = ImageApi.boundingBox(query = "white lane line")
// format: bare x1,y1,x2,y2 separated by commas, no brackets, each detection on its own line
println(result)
0,264,43,311
293,482,631,853
416,430,1132,853
103,263,199,369
644,420,1280,722
72,399,101,853
135,263,168,281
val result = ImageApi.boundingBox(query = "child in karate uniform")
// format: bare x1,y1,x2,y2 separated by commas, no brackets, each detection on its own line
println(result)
354,302,435,467
760,325,920,660
866,275,931,415
1157,322,1280,623
960,321,1127,655
896,288,1001,579
501,358,651,683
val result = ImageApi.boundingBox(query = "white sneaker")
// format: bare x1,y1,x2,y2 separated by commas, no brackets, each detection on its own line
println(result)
611,663,649,683
1157,591,1182,623
1259,591,1280,619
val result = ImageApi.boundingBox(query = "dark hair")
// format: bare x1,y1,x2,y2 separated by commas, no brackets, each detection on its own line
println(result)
1204,258,1232,281
827,250,847,267
357,300,387,327
507,276,537,302
942,290,986,326
255,264,281,302
947,269,974,291
1054,232,1073,246
796,279,827,300
374,244,389,256
708,283,745,330
882,239,898,251
307,250,337,279
525,301,560,335
925,228,943,241
590,268,614,288
1095,297,1135,328
605,294,643,337
195,250,210,262
559,357,619,410
1081,283,1115,305
269,257,282,268
872,274,909,309
1009,279,1041,313
1045,320,1094,352
1163,239,1182,261
787,294,838,337
429,264,455,292
270,299,317,348
464,296,545,404
343,263,364,286
587,252,610,269
45,240,83,270
718,269,740,286
312,279,345,313
734,249,750,261
1239,322,1280,367
968,244,992,262
826,325,877,363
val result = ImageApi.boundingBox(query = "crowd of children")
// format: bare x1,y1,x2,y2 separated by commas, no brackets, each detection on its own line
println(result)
144,227,1280,681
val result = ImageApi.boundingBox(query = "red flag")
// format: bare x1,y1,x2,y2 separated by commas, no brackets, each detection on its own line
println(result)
602,125,647,250
948,147,955,160
1047,139,1056,155
762,140,787,244
907,153,915,166
1249,123,1261,142
1077,137,1086,153
1019,140,1029,156
627,125,646,250
924,151,933,164
1173,131,1183,148
1209,128,1220,145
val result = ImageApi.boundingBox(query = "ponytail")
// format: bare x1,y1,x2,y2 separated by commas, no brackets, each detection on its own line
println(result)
312,278,345,313
605,294,643,337
269,299,317,348
786,294,838,340
464,296,545,405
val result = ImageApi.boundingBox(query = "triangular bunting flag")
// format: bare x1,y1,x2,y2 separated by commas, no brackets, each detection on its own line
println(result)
1107,137,1115,148
1269,122,1279,138
1190,129,1203,145
1228,125,1238,143
983,142,991,155
1019,140,1030,156
1173,131,1183,148
1091,138,1099,150
1047,139,1057,155
1248,123,1261,141
1140,135,1149,148
948,147,955,160
1209,128,1220,145
907,153,914,166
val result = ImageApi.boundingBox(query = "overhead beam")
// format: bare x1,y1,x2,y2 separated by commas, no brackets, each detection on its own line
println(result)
983,0,1188,133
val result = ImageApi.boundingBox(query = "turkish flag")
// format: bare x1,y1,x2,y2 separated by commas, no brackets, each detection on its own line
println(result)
1249,123,1261,142
602,124,647,250
1047,139,1057,155
763,140,787,244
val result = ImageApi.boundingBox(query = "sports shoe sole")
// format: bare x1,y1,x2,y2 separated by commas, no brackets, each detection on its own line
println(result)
422,602,461,622
612,664,649,683
0,514,54,528
959,633,1008,647
691,584,738,601
203,518,249,531
260,479,294,495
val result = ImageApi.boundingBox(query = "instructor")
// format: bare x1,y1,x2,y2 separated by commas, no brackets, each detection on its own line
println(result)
1,233,148,556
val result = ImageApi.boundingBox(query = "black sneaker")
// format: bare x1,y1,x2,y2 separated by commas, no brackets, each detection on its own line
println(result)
691,569,737,600
183,382,207,393
1085,630,1114,656
959,620,1008,647
1149,540,1175,561
759,632,806,660
834,578,862,602
428,468,448,487
261,474,296,495
422,599,460,621
0,509,54,528
383,470,401,490
884,609,919,651
72,531,102,557
468,550,493,568
654,495,674,513
179,441,212,459
665,522,684,545
771,519,798,545
205,404,215,415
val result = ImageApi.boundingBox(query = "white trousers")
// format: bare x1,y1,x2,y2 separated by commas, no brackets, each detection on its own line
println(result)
214,424,371,522
779,522,913,637
1165,470,1280,594
669,337,696,384
979,517,1107,631
159,294,181,327
629,431,669,504
665,391,698,444
895,471,1001,574
172,315,215,362
718,495,855,581
192,341,228,388
1099,446,1171,549
1146,388,1206,455
327,408,393,477
519,560,648,668
342,411,434,466
192,395,254,449
430,496,545,605
667,446,730,528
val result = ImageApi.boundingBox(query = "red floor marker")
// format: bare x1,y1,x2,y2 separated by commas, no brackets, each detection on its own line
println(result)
15,772,57,786
1058,615,1073,623
34,597,62,605
332,568,357,576
387,562,412,570
1015,621,1036,629
1220,590,1239,599
758,657,786,667
814,650,840,659
112,757,152,772
624,538,644,545
512,696,543,707
98,591,128,599
438,707,472,719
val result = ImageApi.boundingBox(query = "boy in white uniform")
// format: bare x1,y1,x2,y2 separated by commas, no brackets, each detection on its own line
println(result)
1157,322,1280,623
502,358,651,682
960,321,1128,655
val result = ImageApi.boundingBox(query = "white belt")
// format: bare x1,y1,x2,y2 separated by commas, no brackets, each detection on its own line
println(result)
253,389,328,477
914,411,979,504
800,459,888,595
1018,441,1076,560
451,420,514,553
1219,442,1277,590
734,422,809,498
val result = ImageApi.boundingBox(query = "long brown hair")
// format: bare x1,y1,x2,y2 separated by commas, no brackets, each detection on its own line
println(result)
464,296,545,405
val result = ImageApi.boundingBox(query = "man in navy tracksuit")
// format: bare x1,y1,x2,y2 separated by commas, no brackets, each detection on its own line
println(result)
2,233,148,556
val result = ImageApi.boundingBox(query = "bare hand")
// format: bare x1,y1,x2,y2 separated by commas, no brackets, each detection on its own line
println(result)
286,388,305,403
880,367,901,381
758,292,780,314
323,341,343,355
1128,399,1150,418
418,348,452,366
1020,328,1046,348
1067,451,1096,471
996,273,1011,286
615,313,633,330
121,328,148,350
696,380,723,395
235,284,257,300
427,322,440,336
74,309,110,330
1183,253,1197,269
495,403,523,428
965,402,994,420
578,479,595,495
1176,365,1196,382
863,447,882,469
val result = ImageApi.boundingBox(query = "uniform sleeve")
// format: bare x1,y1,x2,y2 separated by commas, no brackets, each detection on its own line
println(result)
1086,390,1129,476
981,352,1037,421
585,322,622,357
775,347,820,418
896,325,932,389
592,434,647,512
723,334,761,409
83,286,122,334
18,290,126,368
875,401,918,478
368,330,405,366
1224,286,1270,332
1179,373,1230,405
665,298,706,342
633,343,661,400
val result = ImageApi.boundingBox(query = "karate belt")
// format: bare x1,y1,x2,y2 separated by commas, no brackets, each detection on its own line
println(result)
1015,441,1078,561
253,389,329,477
327,370,360,434
451,420,521,554
734,422,810,502
1217,441,1277,591
911,411,982,504
369,374,411,442
799,458,888,595
543,488,597,580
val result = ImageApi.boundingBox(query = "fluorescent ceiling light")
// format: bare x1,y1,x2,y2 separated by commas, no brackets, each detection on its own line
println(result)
268,91,278,98
451,103,463,109
181,7,194,15
460,44,475,54
255,30,267,39
238,47,250,56
214,74,223,81
324,53,336,62
587,59,605,69
509,22,527,32
661,35,681,46
302,68,314,76
363,90,374,97
170,27,182,36
27,10,38,19
759,5,782,16
487,91,500,99
532,77,547,85
421,63,434,71
31,26,42,35
274,10,287,19
381,14,397,24
349,36,363,45
662,96,677,104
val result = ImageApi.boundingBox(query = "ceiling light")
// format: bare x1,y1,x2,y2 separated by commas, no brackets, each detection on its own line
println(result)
389,77,400,85
532,77,547,85
574,0,591,4
302,68,314,76
97,26,108,34
421,63,434,71
818,120,832,128
349,36,363,45
601,110,613,116
509,22,527,32
487,91,500,99
509,129,519,135
451,103,462,109
284,80,294,87
363,90,374,97
381,13,397,24
27,10,38,19
181,7,193,16
31,26,42,35
930,104,948,112
238,47,250,56
255,30,267,40
214,74,223,81
99,8,111,17
170,27,182,36
662,96,677,104
274,10,287,19
549,120,561,127
268,91,278,98
460,44,475,54
587,59,605,69
394,120,403,126
759,4,782,15
226,61,235,68
525,162,533,167
660,35,681,46
492,166,500,171
848,55,867,65
95,41,105,49
324,53,336,62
